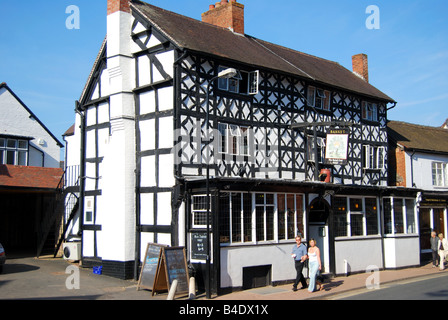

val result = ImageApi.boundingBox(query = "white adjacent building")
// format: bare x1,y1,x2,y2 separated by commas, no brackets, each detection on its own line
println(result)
388,120,448,261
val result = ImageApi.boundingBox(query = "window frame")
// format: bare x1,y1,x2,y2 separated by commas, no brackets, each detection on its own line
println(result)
362,101,378,122
308,86,331,111
218,123,250,156
432,162,448,187
383,197,417,236
217,66,259,95
0,137,29,166
334,196,380,238
363,145,385,170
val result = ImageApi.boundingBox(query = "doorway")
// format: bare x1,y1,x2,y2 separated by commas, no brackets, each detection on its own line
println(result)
308,198,330,273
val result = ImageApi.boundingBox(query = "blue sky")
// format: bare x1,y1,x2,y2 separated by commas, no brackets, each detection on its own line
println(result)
0,0,447,149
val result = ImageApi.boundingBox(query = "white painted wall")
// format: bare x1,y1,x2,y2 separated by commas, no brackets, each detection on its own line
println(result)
0,86,61,168
407,151,448,191
220,243,301,288
383,236,420,269
334,238,383,275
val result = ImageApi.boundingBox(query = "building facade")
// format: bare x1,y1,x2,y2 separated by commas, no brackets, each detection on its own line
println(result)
0,82,63,255
65,0,420,293
388,120,448,261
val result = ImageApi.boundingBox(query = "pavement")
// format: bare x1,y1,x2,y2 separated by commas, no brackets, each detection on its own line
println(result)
0,253,446,301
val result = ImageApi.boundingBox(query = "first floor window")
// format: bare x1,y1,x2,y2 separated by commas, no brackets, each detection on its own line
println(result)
432,162,448,187
307,135,326,164
363,145,385,170
362,101,378,122
218,123,250,156
0,137,28,166
308,86,331,110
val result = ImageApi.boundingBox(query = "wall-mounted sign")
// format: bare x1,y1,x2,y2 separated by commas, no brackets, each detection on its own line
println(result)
325,128,349,165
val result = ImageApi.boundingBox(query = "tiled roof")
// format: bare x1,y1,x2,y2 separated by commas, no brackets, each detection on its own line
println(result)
131,1,394,102
0,165,63,190
388,121,448,154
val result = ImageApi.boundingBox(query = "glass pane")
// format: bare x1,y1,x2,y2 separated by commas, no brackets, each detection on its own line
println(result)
405,199,416,233
7,139,16,148
256,206,265,241
219,193,230,243
384,198,392,234
278,194,286,240
350,214,363,236
231,193,242,243
6,150,15,164
266,206,274,241
393,198,404,234
295,195,304,238
365,198,379,235
0,150,3,164
18,151,27,166
243,194,252,242
334,197,347,237
350,198,363,211
0,138,5,147
18,140,28,149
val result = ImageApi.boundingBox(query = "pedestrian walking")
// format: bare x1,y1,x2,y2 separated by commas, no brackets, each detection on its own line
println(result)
430,231,439,268
307,239,322,293
291,236,308,291
437,233,448,270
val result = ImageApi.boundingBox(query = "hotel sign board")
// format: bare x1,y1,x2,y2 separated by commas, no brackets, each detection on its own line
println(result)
325,128,349,165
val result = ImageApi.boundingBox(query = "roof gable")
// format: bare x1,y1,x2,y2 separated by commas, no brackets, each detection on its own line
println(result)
388,120,448,154
130,1,394,102
0,82,64,147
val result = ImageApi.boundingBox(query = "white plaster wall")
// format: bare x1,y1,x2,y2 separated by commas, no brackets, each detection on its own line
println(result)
383,236,420,269
407,151,448,191
0,87,61,167
334,238,383,275
220,243,299,288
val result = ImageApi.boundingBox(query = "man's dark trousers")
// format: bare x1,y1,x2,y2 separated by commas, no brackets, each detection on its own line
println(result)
293,260,308,289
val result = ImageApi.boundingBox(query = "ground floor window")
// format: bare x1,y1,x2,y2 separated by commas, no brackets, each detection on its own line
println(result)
217,192,305,244
334,196,380,237
383,197,417,235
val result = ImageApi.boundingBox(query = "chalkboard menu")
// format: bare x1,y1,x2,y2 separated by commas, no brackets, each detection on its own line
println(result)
191,232,208,260
137,243,166,291
163,247,189,295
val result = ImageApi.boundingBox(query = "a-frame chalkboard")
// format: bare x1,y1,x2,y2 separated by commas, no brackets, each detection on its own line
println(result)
137,243,167,291
152,247,189,296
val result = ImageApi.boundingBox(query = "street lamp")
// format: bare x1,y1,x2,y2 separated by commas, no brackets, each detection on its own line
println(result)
205,68,237,299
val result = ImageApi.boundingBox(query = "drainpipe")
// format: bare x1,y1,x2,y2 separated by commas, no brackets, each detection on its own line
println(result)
75,100,86,257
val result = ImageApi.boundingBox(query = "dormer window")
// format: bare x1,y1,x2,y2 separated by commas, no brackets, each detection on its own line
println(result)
362,101,378,122
217,66,259,95
307,86,331,111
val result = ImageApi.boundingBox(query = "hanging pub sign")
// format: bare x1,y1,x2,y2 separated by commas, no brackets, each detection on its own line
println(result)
325,128,349,165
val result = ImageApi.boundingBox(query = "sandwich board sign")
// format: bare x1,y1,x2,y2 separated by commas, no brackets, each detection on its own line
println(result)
137,243,167,291
152,247,190,297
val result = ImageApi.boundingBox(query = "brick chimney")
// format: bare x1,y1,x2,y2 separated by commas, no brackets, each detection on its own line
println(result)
352,54,369,83
108,0,130,15
202,0,245,34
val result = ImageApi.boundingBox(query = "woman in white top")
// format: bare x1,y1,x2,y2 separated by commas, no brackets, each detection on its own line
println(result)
307,239,322,292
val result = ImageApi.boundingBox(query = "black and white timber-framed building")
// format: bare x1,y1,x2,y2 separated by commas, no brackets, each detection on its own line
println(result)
64,0,421,293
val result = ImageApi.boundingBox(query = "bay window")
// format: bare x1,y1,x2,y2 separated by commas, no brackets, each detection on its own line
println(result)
383,197,417,235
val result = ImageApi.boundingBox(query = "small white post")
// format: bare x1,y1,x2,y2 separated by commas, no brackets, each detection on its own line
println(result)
167,279,178,300
189,277,196,300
